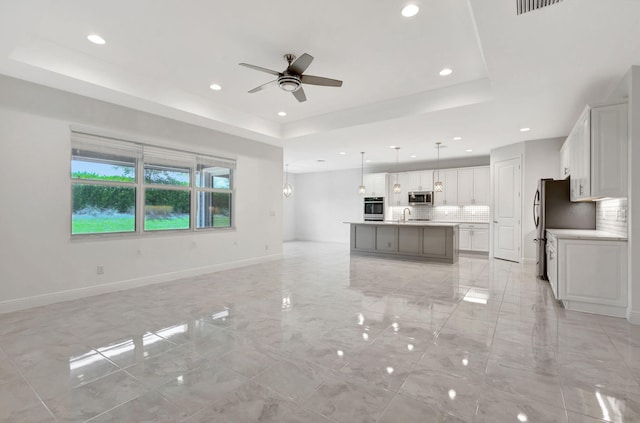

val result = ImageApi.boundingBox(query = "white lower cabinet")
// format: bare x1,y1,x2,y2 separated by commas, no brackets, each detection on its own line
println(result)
552,233,628,318
546,233,559,299
458,224,489,253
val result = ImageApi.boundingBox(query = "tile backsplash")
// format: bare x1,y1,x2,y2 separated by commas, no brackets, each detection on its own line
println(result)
596,198,628,238
389,205,490,222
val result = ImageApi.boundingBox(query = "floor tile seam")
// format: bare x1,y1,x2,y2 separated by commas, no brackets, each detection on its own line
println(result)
0,343,60,422
249,368,323,406
481,377,566,411
391,389,480,422
148,381,219,420
49,380,150,423
148,366,254,419
599,323,637,369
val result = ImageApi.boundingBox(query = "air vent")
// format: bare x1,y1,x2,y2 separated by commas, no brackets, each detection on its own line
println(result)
517,0,564,15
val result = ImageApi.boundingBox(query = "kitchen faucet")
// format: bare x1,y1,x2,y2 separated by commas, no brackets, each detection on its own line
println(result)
402,207,411,223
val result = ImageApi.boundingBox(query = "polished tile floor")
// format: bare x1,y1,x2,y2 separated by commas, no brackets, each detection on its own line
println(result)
1,241,640,422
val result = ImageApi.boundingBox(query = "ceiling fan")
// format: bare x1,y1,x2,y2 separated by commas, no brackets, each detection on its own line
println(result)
239,53,343,103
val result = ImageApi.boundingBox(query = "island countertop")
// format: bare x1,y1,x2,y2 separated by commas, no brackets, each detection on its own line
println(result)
344,221,459,227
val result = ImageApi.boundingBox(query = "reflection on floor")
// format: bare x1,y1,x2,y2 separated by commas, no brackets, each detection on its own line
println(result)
1,241,640,422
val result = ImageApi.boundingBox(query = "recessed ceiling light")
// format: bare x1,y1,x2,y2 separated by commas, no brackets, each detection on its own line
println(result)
401,4,420,17
366,159,372,163
410,155,417,158
277,111,287,117
339,152,346,155
389,145,397,149
466,149,473,152
209,84,222,91
87,34,106,45
453,137,462,141
520,127,531,132
439,68,453,76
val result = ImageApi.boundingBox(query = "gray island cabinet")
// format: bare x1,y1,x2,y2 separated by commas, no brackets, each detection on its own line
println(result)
346,222,459,263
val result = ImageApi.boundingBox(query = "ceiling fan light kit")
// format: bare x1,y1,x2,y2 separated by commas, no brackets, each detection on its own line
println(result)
239,53,343,103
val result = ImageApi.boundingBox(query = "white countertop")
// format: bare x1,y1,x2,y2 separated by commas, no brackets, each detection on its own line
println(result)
345,221,459,227
546,228,627,241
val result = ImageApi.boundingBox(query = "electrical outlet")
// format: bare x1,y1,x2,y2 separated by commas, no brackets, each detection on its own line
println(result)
621,208,627,222
265,244,269,250
97,265,104,275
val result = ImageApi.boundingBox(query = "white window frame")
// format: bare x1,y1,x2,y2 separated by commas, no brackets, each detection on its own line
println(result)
70,131,236,238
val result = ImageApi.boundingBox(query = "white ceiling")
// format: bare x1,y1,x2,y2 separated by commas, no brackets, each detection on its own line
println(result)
1,0,639,173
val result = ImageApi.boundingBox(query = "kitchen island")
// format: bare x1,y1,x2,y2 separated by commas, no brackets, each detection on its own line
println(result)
346,221,459,263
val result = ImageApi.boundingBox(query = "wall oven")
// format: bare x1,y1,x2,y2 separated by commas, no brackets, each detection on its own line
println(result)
363,197,385,221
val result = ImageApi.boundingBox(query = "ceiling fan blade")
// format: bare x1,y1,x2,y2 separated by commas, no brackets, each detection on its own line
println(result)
287,53,314,75
248,80,277,93
301,74,343,87
239,63,281,76
292,87,307,102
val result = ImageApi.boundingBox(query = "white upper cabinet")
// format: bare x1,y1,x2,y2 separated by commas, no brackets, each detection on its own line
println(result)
560,141,570,179
363,173,388,197
473,167,490,205
390,172,409,206
565,101,628,201
433,169,458,205
457,167,490,205
389,171,435,206
591,103,628,198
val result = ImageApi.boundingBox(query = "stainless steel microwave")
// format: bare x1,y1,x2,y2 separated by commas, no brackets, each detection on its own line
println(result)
408,191,433,205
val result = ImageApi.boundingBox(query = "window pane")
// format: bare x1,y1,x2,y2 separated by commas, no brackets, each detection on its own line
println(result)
196,165,231,189
197,191,231,228
72,150,136,182
144,165,190,186
72,184,135,234
145,188,190,231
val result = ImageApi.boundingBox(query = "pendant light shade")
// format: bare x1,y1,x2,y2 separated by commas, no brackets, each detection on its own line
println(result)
434,142,443,192
358,152,366,196
393,147,401,193
283,163,293,198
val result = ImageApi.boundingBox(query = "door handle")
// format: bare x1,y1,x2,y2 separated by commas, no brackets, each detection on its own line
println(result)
533,189,540,228
493,220,498,224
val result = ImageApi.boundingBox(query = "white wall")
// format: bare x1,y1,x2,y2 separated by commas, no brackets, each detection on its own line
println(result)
282,173,297,241
490,138,562,261
293,169,362,243
612,66,640,324
523,138,564,259
0,76,283,312
628,66,640,324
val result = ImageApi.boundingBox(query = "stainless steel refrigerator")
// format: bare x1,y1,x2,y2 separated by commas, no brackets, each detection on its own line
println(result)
534,178,596,279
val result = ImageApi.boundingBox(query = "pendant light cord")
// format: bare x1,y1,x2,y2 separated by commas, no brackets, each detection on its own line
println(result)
361,152,364,185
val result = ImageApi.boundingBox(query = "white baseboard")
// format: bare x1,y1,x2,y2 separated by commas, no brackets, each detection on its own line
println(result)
627,309,640,325
0,253,282,314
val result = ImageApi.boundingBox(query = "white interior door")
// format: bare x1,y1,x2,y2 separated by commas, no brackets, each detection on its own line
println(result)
493,157,521,262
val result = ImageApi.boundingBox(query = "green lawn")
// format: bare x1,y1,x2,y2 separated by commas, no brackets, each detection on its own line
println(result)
72,216,135,234
72,214,230,234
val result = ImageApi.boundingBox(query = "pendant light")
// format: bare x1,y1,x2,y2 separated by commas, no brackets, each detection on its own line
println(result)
358,152,366,196
283,163,293,198
434,142,443,192
393,147,401,194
